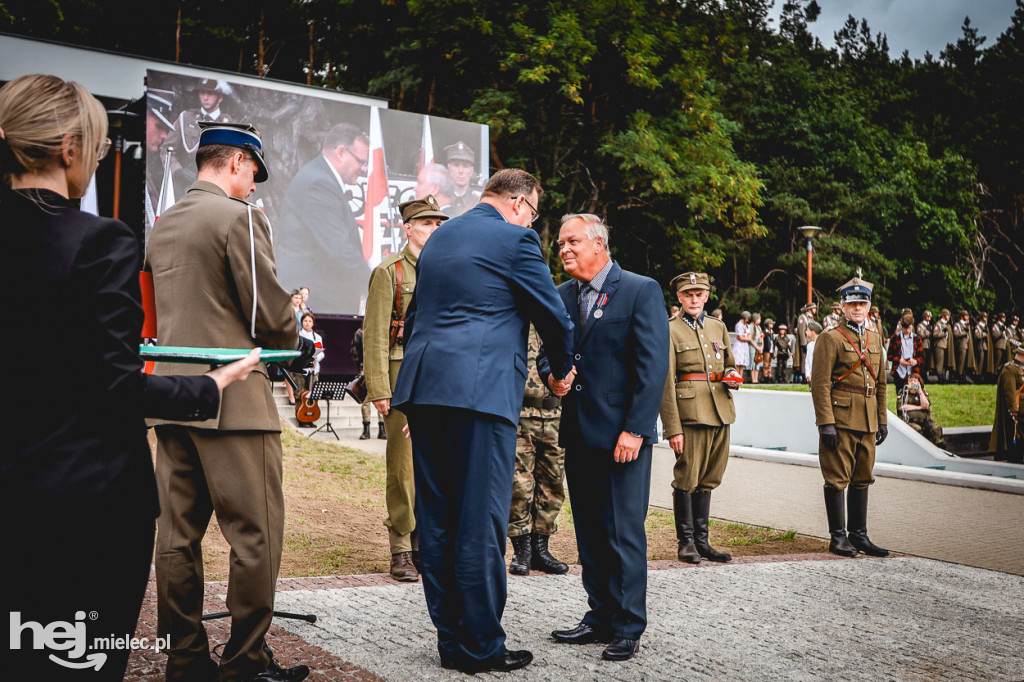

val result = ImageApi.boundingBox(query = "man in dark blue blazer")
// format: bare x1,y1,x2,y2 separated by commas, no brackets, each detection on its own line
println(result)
391,169,574,674
539,213,669,662
276,122,370,314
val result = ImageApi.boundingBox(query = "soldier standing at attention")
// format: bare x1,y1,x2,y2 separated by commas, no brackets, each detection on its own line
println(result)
824,302,842,330
917,310,933,380
975,312,994,381
810,276,889,558
660,272,743,564
990,339,1024,463
775,323,793,383
991,312,1009,371
795,302,817,382
508,324,570,576
443,140,481,217
363,196,447,581
954,310,977,383
932,309,953,383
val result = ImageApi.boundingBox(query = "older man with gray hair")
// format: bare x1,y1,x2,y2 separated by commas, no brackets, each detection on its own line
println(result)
541,213,669,662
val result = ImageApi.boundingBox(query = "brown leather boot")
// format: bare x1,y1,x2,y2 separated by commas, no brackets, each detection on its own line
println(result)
390,551,419,581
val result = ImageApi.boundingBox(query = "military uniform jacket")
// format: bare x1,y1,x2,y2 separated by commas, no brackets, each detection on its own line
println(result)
990,360,1023,452
810,319,887,433
775,333,793,355
916,321,932,349
954,320,977,372
797,313,813,345
146,181,298,431
364,247,417,402
992,321,1007,350
933,318,951,350
660,314,737,435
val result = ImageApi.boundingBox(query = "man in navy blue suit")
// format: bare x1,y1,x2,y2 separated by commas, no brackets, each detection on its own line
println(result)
391,169,575,674
539,213,669,662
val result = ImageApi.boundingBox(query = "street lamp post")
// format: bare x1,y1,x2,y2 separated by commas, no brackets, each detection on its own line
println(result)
797,226,822,305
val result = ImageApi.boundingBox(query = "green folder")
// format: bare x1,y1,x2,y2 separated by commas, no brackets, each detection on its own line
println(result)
140,345,300,365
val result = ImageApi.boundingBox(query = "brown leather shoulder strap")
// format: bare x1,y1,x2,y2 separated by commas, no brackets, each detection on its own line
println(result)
833,326,880,384
394,259,403,318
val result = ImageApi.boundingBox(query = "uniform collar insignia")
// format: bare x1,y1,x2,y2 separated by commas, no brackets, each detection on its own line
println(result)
682,311,705,331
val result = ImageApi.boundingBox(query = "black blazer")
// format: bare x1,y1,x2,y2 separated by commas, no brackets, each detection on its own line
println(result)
0,188,219,515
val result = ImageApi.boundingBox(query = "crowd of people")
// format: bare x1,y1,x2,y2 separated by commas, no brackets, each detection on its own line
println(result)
711,303,1020,388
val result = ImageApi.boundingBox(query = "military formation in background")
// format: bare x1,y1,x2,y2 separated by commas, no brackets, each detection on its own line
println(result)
740,303,1018,388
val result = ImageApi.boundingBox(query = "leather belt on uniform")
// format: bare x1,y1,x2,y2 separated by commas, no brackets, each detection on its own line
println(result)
523,396,561,410
832,382,876,397
677,372,724,382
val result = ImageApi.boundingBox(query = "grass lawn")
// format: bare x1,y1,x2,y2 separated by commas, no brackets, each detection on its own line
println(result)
155,429,826,581
754,383,995,427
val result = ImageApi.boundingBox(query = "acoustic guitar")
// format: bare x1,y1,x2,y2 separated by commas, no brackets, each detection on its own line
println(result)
295,380,321,424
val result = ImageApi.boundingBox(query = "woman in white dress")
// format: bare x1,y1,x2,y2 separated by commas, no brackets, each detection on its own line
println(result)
733,311,752,376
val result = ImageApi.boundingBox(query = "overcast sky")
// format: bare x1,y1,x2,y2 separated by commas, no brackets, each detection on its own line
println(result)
767,0,1020,60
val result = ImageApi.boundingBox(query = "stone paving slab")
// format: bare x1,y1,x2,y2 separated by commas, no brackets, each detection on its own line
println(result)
270,557,1024,681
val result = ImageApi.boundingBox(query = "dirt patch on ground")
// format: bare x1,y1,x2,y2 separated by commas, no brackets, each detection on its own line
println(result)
149,428,826,580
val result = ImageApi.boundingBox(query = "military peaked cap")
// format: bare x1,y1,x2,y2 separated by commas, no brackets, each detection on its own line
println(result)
197,121,269,183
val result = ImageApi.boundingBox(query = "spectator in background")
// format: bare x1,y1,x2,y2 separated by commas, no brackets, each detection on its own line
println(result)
749,312,764,384
887,312,923,393
299,285,312,313
762,319,775,383
298,313,324,392
803,321,822,383
351,328,385,440
669,305,680,320
415,162,454,209
733,311,752,379
897,373,945,448
775,323,793,383
711,308,724,321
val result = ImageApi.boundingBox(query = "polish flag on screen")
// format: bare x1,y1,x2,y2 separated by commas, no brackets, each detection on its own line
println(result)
155,147,176,220
359,106,390,267
419,116,434,172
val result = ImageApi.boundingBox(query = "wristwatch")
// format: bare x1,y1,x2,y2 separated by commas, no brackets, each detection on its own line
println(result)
629,431,643,438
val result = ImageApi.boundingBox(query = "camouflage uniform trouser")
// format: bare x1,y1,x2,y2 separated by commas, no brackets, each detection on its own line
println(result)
906,410,945,448
508,416,565,537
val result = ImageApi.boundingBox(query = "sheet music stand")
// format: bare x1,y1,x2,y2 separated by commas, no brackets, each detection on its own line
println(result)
308,380,346,440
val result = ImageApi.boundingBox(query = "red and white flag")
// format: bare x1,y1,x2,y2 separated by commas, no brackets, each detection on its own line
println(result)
419,115,434,172
359,106,391,268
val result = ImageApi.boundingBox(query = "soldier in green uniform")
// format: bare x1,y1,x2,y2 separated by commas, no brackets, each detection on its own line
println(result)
991,312,1008,371
443,140,481,217
916,310,933,379
932,309,953,383
897,373,945,448
795,302,817,382
810,276,889,558
363,195,447,581
953,310,977,383
508,325,570,575
990,339,1024,463
775,323,793,383
660,272,743,563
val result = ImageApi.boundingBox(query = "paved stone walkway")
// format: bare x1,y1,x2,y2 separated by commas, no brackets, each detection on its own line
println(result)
266,556,1023,681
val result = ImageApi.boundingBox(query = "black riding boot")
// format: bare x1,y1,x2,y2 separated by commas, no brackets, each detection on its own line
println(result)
824,487,858,557
691,490,731,562
359,421,371,440
509,534,532,575
673,489,701,564
847,487,889,557
530,533,569,574
378,421,387,439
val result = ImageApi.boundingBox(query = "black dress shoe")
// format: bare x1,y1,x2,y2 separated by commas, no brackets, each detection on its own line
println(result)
551,622,612,644
457,649,534,674
602,637,640,661
249,654,310,681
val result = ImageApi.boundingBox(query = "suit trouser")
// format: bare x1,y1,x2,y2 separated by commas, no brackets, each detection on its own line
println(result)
818,428,876,490
155,426,284,681
405,406,517,666
6,499,154,681
564,442,652,640
672,424,729,493
383,359,416,552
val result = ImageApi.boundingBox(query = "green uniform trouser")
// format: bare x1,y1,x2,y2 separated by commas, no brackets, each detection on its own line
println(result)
933,347,947,375
383,359,416,552
155,426,283,682
673,424,730,493
819,428,876,490
906,410,945,447
508,416,565,537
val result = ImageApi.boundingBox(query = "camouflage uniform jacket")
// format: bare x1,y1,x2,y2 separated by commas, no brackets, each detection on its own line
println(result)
363,247,417,403
521,325,560,420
